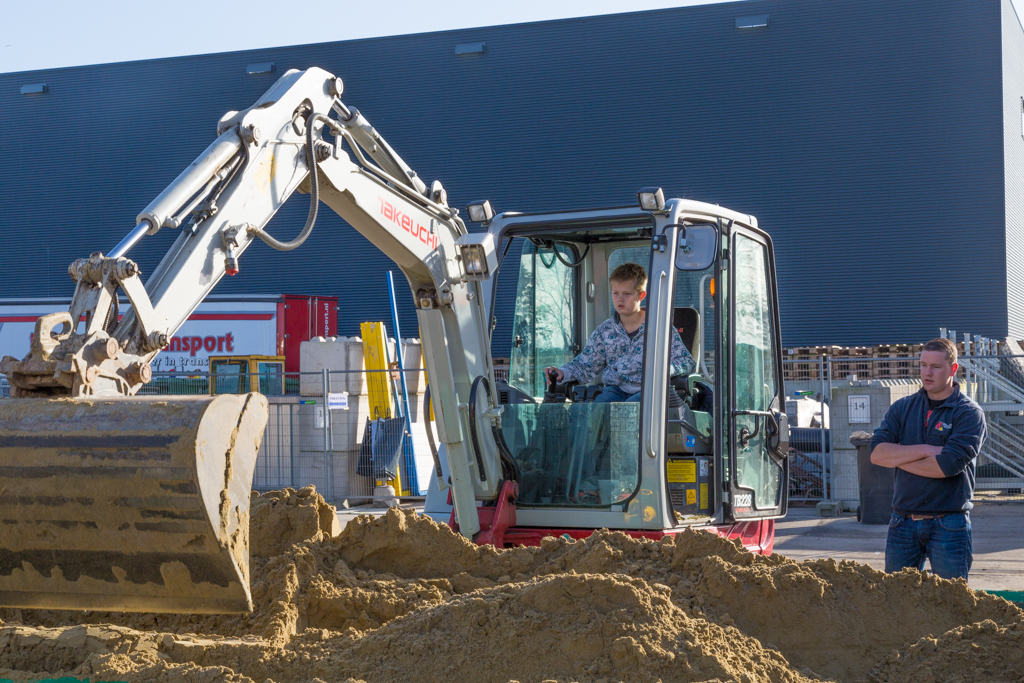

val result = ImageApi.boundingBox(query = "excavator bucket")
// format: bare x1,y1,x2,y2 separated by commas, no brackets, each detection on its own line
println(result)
0,393,268,614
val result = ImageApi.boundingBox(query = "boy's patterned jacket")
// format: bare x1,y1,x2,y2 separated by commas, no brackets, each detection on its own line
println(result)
558,314,695,395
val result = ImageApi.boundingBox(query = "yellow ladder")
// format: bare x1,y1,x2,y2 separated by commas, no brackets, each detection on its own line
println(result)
360,322,407,496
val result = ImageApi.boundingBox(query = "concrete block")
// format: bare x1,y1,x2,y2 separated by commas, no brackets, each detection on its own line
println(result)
301,336,365,396
299,337,424,397
816,500,841,517
399,339,425,395
373,484,399,508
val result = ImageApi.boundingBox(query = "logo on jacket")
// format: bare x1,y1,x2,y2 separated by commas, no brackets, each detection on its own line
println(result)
936,421,952,432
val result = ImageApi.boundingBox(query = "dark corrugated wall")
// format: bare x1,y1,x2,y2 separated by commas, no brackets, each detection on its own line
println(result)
1003,0,1024,342
0,0,1009,350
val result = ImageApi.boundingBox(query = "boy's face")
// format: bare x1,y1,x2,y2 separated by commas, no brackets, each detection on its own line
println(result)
610,279,646,315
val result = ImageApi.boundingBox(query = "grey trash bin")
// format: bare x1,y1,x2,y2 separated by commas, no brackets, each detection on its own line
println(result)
852,430,894,524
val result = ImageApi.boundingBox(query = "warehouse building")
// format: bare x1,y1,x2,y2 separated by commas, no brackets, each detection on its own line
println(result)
1,0,1023,351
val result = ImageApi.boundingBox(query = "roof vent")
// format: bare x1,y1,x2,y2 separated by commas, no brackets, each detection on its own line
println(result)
455,42,486,55
20,83,47,94
736,15,769,29
246,62,275,75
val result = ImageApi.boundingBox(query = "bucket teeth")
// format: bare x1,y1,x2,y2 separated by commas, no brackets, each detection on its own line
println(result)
0,393,268,614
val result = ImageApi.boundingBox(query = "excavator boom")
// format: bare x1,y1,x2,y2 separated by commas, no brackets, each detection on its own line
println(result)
0,67,503,614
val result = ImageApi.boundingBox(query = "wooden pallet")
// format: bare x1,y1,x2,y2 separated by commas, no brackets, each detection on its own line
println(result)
832,346,874,358
783,362,825,381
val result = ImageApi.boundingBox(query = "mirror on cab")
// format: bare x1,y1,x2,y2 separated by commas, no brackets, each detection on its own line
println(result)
674,223,718,271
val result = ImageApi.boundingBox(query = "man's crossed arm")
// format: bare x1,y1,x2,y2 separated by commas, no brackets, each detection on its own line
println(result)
870,443,946,478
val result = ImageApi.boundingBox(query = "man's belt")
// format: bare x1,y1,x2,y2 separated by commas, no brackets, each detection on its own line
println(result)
909,513,949,521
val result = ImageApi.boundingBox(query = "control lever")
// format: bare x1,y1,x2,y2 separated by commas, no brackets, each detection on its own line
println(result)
543,368,577,404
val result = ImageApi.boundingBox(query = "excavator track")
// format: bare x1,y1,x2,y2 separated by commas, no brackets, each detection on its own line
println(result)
0,393,268,614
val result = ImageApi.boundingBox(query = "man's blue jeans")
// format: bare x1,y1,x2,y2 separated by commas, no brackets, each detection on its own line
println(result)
885,511,972,580
594,386,641,403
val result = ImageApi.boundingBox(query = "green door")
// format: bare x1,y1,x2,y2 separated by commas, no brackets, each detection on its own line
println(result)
726,227,789,519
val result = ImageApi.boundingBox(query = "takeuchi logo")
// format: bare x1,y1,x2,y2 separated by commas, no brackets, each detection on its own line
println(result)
379,197,439,250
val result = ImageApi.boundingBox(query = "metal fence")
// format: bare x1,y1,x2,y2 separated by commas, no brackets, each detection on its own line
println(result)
782,358,831,502
11,348,1019,509
137,368,435,505
783,349,1024,507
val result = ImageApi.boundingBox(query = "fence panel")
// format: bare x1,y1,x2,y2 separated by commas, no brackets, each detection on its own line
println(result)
36,340,1020,511
89,351,1024,508
825,353,1024,506
136,368,435,505
783,358,830,502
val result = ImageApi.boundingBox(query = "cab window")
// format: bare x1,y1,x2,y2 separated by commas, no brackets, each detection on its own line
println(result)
500,235,643,509
732,233,782,508
257,361,284,395
508,241,578,398
212,361,245,394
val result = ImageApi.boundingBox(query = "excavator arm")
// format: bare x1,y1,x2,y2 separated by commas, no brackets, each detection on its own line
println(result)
0,67,507,613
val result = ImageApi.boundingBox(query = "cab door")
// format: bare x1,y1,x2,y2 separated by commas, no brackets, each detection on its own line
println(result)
725,226,788,519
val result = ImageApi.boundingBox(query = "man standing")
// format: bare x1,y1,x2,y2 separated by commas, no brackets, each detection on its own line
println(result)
870,337,986,580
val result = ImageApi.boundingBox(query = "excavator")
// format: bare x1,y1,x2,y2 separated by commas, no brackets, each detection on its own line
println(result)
0,67,789,616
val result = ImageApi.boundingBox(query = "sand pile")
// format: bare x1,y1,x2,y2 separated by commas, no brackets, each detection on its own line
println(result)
250,486,341,558
868,618,1024,683
2,489,1022,683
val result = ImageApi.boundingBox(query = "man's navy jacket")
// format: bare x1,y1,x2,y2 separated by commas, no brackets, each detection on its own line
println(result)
869,384,986,514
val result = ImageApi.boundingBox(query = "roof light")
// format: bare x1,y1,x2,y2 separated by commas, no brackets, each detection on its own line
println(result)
637,187,665,212
246,62,275,75
466,200,495,223
456,233,498,280
455,43,486,55
20,83,47,94
736,15,769,29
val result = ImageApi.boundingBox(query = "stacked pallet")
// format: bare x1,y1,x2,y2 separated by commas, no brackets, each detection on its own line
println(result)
873,343,919,380
783,341,971,381
829,346,874,381
782,346,829,381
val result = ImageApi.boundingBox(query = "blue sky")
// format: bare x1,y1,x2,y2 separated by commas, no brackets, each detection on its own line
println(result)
1,0,733,74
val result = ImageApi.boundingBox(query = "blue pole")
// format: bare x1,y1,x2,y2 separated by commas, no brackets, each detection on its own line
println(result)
387,271,418,494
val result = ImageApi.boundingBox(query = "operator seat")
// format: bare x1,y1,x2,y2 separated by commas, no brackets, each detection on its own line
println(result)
671,307,712,414
673,307,700,355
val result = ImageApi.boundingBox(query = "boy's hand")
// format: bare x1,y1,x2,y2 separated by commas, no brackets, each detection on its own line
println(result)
545,367,564,383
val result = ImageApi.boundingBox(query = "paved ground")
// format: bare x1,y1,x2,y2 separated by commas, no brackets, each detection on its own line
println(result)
776,503,1024,592
337,501,1024,593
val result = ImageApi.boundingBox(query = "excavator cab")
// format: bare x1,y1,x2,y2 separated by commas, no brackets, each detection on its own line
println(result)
481,200,788,544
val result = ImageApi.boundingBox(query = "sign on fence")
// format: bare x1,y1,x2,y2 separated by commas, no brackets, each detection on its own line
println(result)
848,395,871,424
328,392,349,410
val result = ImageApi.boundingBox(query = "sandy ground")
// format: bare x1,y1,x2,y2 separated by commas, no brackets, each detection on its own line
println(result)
340,501,1024,592
1,489,1022,683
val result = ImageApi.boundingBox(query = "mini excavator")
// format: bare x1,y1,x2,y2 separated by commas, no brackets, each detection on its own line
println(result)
0,67,789,615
